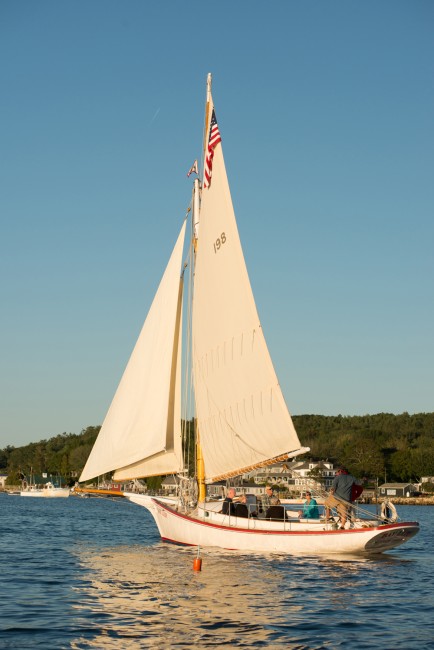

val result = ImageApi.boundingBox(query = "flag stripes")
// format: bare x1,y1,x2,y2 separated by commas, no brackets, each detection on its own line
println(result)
203,109,221,189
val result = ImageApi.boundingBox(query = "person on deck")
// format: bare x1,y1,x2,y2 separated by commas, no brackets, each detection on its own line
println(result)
325,467,358,529
221,487,237,516
234,493,249,518
297,491,319,519
260,485,278,510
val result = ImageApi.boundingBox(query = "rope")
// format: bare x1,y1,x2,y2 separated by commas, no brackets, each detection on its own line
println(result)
284,471,390,524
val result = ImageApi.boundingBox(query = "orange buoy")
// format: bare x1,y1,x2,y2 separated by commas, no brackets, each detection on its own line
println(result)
193,546,202,571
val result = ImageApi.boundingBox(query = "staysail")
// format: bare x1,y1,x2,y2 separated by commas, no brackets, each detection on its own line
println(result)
79,222,186,483
192,95,308,482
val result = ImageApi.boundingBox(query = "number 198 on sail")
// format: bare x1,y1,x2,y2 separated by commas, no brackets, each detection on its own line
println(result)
214,232,226,253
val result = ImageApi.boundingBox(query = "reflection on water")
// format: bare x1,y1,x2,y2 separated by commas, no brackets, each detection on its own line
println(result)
70,544,417,649
72,545,278,648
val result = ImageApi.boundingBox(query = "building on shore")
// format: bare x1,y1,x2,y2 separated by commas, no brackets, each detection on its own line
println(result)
246,459,337,494
379,483,417,498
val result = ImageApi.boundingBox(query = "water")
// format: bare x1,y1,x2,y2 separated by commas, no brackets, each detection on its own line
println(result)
1,494,433,649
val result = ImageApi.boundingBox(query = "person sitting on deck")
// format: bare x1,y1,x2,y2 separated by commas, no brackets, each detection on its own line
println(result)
297,491,319,519
259,485,280,512
234,493,249,518
260,485,278,511
221,487,237,516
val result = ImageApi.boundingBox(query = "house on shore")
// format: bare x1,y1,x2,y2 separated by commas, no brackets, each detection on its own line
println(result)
249,459,337,493
161,475,179,495
379,483,417,498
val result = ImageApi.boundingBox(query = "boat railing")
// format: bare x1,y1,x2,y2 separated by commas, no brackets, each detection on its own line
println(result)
291,480,392,526
219,504,301,531
219,499,387,531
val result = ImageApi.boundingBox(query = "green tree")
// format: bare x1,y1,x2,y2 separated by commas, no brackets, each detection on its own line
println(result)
390,450,413,481
307,467,325,485
70,445,93,473
60,454,69,477
339,437,384,479
146,476,163,490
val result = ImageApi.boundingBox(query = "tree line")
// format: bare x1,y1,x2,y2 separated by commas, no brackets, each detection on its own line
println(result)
1,426,100,486
1,412,433,485
293,412,434,482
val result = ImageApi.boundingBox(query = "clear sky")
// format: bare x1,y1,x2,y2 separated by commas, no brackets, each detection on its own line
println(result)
1,1,433,449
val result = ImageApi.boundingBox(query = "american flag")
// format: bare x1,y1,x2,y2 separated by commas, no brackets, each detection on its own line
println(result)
203,109,221,189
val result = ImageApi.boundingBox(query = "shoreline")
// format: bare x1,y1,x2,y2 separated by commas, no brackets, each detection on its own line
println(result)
2,488,434,505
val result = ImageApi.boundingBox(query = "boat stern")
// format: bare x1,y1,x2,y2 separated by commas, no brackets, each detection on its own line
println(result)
363,522,420,553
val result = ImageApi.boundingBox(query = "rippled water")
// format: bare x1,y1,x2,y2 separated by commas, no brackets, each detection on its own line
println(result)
1,493,433,649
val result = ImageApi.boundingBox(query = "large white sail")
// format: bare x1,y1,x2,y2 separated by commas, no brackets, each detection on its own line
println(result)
193,98,306,482
80,222,186,483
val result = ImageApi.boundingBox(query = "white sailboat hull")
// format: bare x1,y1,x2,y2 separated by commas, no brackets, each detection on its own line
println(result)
125,494,419,555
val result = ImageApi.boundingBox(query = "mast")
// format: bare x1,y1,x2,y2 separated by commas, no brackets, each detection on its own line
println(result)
195,73,212,503
193,178,200,240
192,175,205,501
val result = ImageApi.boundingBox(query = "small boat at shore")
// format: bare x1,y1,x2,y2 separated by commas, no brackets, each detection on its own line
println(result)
20,481,70,498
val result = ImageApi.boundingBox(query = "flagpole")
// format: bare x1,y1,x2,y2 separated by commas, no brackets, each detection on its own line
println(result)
206,72,212,104
203,73,212,164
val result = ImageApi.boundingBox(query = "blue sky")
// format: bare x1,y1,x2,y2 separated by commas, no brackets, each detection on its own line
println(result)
1,1,433,448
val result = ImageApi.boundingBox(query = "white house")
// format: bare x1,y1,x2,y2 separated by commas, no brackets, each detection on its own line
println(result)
161,475,179,494
207,481,269,499
248,460,336,492
290,461,336,490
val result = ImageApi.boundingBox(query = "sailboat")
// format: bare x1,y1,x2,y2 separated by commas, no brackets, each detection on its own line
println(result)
80,75,419,555
20,482,70,498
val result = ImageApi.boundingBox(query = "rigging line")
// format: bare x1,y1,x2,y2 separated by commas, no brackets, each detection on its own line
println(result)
190,217,198,478
189,212,200,479
180,203,192,461
181,215,195,476
284,469,384,522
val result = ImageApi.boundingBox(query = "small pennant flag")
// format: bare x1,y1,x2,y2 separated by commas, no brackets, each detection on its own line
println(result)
203,109,221,189
187,160,198,177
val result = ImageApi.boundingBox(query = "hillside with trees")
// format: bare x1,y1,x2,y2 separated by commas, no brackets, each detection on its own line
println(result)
293,412,434,482
1,413,433,485
1,426,100,486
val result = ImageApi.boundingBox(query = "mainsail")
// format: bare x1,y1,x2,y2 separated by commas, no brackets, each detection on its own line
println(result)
192,94,307,482
79,222,186,483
